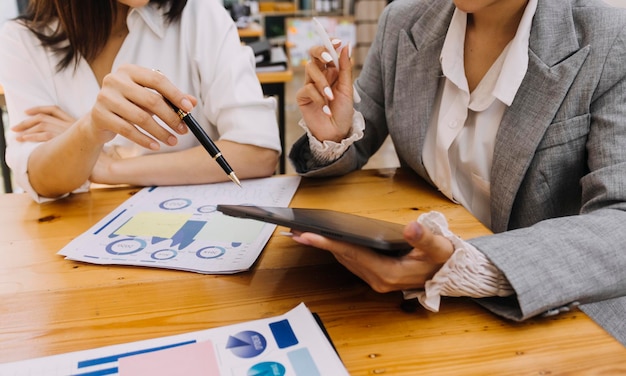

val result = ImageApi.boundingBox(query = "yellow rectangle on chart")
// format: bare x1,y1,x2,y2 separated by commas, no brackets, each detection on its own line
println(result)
196,215,266,243
115,212,192,238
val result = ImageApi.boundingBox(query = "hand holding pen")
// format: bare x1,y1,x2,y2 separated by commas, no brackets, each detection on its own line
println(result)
164,98,242,187
312,18,361,104
294,19,358,143
150,69,241,187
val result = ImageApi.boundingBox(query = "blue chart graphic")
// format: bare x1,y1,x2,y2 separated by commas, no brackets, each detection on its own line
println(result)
75,340,196,374
151,249,178,260
171,220,206,250
159,198,192,210
196,246,226,259
106,238,147,255
247,361,286,376
269,320,299,349
226,331,267,358
197,205,218,213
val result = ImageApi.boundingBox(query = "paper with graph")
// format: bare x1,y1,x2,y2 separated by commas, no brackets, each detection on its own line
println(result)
58,176,301,274
0,303,349,376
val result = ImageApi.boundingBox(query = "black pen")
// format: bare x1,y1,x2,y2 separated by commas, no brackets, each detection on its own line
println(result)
165,98,241,187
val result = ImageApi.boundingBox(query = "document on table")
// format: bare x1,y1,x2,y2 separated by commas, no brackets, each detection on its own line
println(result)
0,303,350,376
58,176,301,274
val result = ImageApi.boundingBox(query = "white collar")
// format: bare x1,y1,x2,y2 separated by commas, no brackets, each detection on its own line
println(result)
127,3,167,39
440,0,538,106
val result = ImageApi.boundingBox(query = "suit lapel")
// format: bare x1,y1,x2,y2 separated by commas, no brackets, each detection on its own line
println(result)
392,2,452,180
490,0,590,232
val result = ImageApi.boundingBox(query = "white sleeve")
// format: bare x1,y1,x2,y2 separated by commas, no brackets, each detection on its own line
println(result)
0,21,91,202
402,211,514,312
298,110,365,164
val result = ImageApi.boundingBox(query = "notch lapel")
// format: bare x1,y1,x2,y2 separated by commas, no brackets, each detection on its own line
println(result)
391,2,452,180
489,0,590,232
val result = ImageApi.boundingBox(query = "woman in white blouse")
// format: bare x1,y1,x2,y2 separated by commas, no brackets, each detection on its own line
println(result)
0,0,281,202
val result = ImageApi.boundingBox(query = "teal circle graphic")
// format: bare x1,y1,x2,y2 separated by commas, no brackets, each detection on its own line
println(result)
247,362,286,376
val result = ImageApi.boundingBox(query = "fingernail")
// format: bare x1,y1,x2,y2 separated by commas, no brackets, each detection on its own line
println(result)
292,234,310,246
167,135,177,146
181,98,193,112
149,142,160,150
348,42,352,58
323,86,334,100
279,231,293,237
331,38,342,45
322,105,332,116
409,221,423,239
321,52,333,63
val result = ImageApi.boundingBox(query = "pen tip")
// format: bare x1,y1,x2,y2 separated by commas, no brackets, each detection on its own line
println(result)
230,173,242,188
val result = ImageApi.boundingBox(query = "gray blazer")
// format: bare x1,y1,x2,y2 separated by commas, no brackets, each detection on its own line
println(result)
289,0,626,345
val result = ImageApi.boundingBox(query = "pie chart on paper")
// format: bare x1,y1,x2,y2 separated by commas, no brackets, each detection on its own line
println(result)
226,330,267,358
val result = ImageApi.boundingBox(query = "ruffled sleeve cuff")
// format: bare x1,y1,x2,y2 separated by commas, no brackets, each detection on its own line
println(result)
298,110,365,165
402,211,514,312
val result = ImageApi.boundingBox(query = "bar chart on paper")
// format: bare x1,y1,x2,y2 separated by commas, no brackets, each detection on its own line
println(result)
0,303,350,376
57,176,301,273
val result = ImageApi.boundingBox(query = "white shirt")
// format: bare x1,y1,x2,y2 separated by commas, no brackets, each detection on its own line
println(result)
0,0,281,201
302,1,538,310
422,2,537,228
305,3,537,228
0,0,17,28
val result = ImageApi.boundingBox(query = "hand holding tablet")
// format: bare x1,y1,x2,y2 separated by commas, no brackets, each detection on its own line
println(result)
217,205,411,256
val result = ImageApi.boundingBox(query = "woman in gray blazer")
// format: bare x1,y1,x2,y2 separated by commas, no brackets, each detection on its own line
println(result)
289,0,626,345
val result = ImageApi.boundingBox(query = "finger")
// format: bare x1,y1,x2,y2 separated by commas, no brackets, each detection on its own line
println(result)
134,67,195,121
16,131,56,143
292,232,404,291
11,118,38,132
334,45,355,100
304,58,334,91
24,106,74,122
296,82,327,108
102,69,186,137
403,221,454,264
91,95,166,150
115,65,195,133
292,231,371,259
308,45,335,69
291,231,347,251
22,113,70,130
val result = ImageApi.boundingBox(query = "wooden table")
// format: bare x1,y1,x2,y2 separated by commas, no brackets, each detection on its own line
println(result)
1,168,624,374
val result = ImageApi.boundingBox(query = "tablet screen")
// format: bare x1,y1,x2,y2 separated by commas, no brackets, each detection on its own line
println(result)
217,205,411,256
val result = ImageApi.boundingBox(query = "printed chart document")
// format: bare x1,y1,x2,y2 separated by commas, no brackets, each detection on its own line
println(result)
0,303,350,376
58,176,301,274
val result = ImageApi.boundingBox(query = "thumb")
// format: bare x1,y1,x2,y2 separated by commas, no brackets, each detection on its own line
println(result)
403,221,454,264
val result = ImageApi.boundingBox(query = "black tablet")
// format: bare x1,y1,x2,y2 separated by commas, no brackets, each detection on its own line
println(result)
216,205,412,256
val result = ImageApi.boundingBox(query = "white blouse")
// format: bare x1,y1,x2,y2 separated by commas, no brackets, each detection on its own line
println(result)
422,2,536,228
300,1,538,310
0,0,281,201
